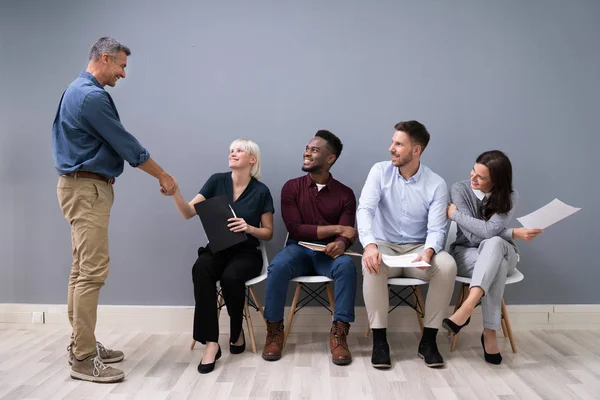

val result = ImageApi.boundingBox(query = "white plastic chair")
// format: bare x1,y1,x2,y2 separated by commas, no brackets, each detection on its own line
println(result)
446,221,523,353
190,241,269,353
282,234,337,345
365,274,428,336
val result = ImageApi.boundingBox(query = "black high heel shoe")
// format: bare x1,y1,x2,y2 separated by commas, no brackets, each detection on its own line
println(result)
442,316,471,335
481,333,502,365
230,329,246,354
198,344,222,374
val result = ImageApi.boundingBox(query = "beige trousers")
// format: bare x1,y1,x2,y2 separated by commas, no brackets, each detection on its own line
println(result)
362,242,457,330
57,175,114,359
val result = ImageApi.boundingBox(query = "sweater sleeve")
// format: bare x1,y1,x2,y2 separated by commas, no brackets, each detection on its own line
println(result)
451,187,519,240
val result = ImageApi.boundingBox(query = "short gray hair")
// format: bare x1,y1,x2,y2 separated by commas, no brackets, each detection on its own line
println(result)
89,37,131,61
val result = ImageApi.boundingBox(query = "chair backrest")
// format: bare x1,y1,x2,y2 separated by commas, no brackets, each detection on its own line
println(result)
444,221,457,253
258,241,269,276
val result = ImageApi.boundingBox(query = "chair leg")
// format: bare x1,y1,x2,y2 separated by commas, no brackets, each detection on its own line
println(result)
325,283,335,321
501,317,508,337
244,294,257,353
450,284,468,352
284,283,302,345
249,286,266,326
412,286,424,334
501,299,517,353
414,286,426,335
217,290,224,322
190,340,196,350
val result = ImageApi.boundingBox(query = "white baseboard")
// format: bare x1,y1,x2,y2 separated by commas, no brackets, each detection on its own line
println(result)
2,303,600,332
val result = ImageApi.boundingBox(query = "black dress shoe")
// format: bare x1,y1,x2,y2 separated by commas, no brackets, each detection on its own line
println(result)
418,340,444,368
442,317,471,335
198,345,222,374
481,334,502,365
371,341,392,369
230,329,246,355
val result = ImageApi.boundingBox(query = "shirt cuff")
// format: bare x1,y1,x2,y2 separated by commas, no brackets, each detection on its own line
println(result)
359,234,377,249
335,236,352,250
424,242,441,254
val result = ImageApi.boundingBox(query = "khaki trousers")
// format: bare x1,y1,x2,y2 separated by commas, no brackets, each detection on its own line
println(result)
57,175,114,359
362,242,457,330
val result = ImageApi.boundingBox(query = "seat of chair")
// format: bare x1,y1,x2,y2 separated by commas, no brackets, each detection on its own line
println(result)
216,273,267,288
387,277,428,286
291,275,333,283
245,273,267,286
455,269,524,285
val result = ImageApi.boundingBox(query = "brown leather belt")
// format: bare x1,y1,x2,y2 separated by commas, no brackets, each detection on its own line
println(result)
63,171,115,184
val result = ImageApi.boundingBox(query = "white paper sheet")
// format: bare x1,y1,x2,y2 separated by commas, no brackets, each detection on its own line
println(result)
381,253,431,268
516,199,581,230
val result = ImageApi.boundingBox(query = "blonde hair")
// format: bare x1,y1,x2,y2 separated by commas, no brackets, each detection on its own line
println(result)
229,139,262,179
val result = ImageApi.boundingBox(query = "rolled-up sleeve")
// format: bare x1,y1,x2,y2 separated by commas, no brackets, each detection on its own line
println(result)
81,91,149,167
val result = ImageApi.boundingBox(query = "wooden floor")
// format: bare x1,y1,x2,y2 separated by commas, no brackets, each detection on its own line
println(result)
1,326,600,400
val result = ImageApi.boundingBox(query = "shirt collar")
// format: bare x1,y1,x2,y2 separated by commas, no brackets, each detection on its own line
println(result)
472,188,491,201
79,71,104,89
397,162,423,183
304,173,335,189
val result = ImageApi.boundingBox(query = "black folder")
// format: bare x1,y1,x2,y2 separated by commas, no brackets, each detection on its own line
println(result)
194,195,247,253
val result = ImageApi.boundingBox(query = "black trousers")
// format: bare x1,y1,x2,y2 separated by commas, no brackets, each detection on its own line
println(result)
192,243,262,344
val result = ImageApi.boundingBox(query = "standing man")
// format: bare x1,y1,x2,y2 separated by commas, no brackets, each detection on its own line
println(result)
262,130,358,365
358,120,457,369
52,37,177,383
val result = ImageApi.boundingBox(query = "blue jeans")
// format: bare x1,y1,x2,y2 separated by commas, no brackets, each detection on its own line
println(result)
264,241,357,323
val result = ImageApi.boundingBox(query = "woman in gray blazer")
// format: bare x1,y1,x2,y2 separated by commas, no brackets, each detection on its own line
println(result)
442,150,542,364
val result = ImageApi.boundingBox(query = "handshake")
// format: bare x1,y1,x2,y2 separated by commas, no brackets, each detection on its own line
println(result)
158,173,178,196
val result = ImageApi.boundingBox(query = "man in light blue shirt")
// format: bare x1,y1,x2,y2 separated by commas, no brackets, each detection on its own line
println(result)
357,120,457,369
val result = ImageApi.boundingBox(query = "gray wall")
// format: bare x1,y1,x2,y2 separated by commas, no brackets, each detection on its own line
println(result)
1,0,598,306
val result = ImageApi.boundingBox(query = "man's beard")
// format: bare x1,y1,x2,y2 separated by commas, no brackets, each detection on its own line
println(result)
302,163,322,173
392,151,413,167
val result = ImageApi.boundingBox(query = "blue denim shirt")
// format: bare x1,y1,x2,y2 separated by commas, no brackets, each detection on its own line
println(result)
52,71,149,179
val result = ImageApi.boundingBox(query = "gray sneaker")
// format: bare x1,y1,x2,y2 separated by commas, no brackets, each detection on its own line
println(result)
70,355,125,383
96,341,124,363
68,342,124,365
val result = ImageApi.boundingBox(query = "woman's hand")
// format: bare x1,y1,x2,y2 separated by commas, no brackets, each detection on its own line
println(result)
513,227,543,242
447,203,457,219
228,218,254,234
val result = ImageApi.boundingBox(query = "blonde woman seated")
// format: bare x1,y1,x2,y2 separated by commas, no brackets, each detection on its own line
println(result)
442,150,542,364
172,139,274,374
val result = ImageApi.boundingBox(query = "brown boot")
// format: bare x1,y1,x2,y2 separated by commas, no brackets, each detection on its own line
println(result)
330,321,352,365
262,320,284,361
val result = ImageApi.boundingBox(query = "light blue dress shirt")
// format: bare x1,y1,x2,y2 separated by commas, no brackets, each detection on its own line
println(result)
357,161,448,253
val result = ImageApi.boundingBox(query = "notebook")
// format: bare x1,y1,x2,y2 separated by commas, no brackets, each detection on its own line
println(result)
194,194,247,253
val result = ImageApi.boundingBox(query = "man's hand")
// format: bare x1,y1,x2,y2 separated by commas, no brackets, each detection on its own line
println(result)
513,227,543,242
339,226,358,241
412,248,434,270
324,241,345,259
227,218,253,233
362,244,381,274
159,173,177,196
447,203,457,219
